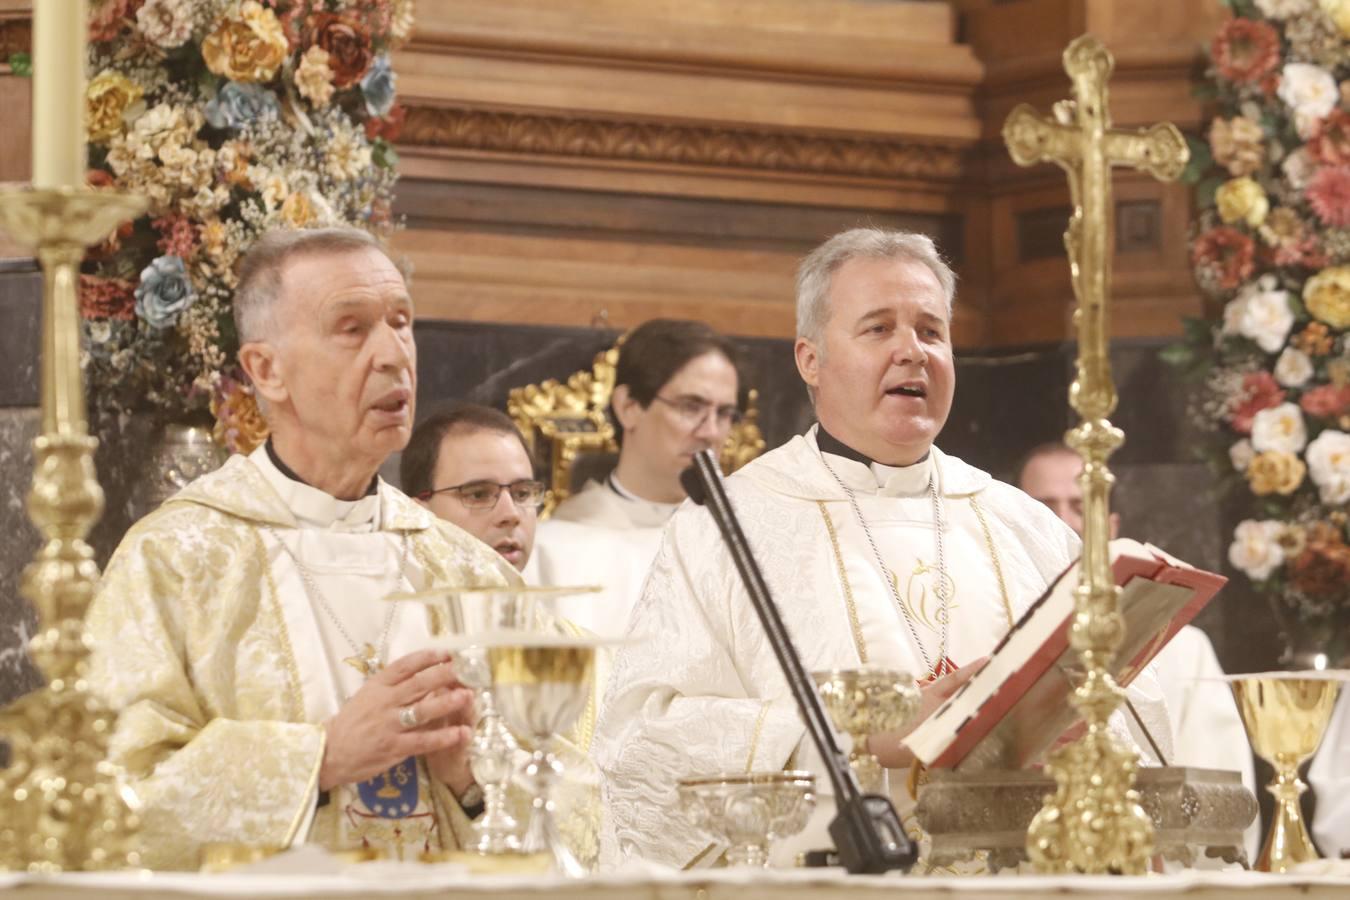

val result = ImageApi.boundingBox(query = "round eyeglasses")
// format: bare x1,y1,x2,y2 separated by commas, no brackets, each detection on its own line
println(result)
418,479,546,510
652,394,742,428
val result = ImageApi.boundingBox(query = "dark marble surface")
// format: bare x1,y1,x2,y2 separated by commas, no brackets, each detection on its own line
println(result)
0,318,1284,707
0,409,41,706
0,264,40,408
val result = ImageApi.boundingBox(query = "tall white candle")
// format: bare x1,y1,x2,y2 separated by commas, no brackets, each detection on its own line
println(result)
31,0,89,188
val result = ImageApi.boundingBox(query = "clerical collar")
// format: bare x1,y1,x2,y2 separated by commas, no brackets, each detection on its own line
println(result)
815,424,933,496
266,438,379,499
607,473,680,514
815,426,873,467
815,425,930,469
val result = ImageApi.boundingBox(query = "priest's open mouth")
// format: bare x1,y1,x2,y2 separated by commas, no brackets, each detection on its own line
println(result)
885,383,927,398
371,389,410,414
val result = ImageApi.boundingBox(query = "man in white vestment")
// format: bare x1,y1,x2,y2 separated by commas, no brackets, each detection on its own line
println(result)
401,403,544,571
1310,691,1350,857
592,227,1174,870
1018,442,1260,859
528,318,741,637
87,228,517,869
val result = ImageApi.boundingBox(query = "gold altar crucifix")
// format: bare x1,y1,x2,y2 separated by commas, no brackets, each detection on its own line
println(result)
1002,35,1187,875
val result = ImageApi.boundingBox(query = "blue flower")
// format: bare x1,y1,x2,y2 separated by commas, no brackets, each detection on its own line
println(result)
360,55,396,118
134,256,196,330
204,82,281,130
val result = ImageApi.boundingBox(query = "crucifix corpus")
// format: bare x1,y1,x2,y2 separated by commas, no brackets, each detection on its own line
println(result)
1002,34,1188,875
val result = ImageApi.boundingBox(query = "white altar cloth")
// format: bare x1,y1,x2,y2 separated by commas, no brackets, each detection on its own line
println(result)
3,866,1350,900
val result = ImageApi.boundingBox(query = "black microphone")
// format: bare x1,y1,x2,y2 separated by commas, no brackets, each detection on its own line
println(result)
680,450,916,874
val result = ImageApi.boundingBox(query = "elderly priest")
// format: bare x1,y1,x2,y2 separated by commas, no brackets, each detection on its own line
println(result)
86,228,517,869
592,227,1173,870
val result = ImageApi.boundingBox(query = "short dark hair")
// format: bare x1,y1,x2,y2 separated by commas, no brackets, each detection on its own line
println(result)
1015,441,1079,485
400,403,531,499
613,319,741,441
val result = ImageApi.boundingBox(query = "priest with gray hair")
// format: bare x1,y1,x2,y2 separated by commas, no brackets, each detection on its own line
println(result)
591,227,1173,870
86,227,517,868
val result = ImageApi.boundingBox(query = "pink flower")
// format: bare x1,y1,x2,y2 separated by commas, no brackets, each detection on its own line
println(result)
1309,110,1350,167
1300,384,1350,419
79,275,136,320
89,0,145,42
152,214,200,259
1230,371,1287,435
1307,166,1350,228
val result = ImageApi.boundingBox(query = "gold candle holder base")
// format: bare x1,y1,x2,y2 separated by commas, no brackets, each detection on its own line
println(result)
0,186,148,873
1231,673,1343,873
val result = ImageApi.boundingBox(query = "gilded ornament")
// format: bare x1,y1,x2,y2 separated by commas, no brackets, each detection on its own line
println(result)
0,187,149,872
1003,33,1188,874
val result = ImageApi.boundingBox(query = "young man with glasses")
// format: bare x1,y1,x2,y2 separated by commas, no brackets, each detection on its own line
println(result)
401,404,544,572
531,319,742,640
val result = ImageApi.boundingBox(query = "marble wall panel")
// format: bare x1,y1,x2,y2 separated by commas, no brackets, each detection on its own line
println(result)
0,408,41,706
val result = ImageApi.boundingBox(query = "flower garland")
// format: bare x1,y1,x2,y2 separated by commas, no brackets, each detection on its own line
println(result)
1168,0,1350,660
81,0,413,453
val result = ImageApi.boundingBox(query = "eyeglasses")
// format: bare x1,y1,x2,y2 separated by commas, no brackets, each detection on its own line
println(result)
652,394,742,428
418,479,546,510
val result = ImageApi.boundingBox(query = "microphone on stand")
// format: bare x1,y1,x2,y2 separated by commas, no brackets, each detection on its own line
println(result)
680,449,917,874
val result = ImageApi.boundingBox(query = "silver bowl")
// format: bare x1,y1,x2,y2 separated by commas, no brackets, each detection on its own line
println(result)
677,771,816,867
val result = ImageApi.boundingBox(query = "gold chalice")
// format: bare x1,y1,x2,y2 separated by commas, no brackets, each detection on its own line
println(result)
393,585,598,856
1230,672,1344,873
677,771,817,868
487,637,598,877
812,667,922,793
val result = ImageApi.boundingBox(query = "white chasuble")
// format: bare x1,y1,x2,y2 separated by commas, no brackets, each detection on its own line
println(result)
592,427,1173,872
87,447,519,870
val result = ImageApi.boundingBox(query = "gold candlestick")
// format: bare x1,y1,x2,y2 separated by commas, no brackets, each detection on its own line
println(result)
1231,675,1343,873
0,186,148,872
1003,34,1188,874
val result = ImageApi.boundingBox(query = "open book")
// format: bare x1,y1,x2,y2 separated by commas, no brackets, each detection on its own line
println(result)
901,538,1226,771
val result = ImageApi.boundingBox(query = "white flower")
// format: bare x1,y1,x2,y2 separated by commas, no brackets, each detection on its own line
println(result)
1275,347,1315,387
1306,429,1350,504
136,0,193,48
1230,438,1256,472
260,173,289,212
1282,148,1316,191
1222,294,1248,336
1235,277,1295,352
1251,402,1308,453
1256,0,1317,15
1278,63,1338,133
1228,519,1286,581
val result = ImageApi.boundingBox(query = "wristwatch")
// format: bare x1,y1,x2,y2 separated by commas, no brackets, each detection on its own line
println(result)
457,782,485,819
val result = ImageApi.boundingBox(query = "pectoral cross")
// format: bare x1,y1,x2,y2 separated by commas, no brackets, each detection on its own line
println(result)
344,643,382,677
1002,34,1188,876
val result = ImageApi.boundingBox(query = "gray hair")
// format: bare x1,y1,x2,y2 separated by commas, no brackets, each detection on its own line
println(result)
795,227,957,345
234,227,399,343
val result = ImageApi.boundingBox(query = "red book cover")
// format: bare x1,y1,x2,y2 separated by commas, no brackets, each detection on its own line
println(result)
902,539,1227,770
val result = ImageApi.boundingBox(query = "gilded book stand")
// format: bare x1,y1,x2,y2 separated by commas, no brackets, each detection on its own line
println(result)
507,339,766,518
